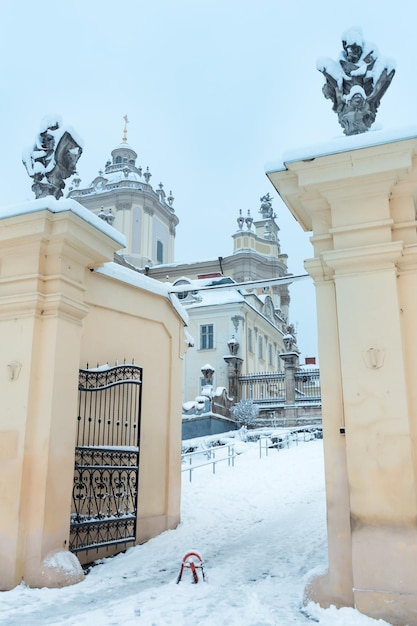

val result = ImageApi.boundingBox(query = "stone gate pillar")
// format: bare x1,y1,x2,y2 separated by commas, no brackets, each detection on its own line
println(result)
0,199,123,589
279,350,299,417
267,131,417,625
224,356,243,400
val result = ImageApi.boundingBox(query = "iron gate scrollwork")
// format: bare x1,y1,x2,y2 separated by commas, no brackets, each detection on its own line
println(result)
69,363,142,561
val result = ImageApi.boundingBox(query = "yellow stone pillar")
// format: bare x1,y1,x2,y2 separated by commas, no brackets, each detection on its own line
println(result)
0,199,123,589
267,132,417,625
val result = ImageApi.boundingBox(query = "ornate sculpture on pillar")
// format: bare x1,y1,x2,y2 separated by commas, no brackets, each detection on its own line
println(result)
22,115,83,200
316,27,395,135
201,364,215,386
280,325,300,409
259,193,274,219
224,335,243,401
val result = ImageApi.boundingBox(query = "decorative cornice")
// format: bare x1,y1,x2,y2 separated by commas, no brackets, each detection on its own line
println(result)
116,201,132,211
0,291,89,325
304,257,335,283
321,241,403,275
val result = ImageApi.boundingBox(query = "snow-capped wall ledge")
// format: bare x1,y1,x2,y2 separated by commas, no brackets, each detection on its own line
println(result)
265,125,417,174
94,262,189,325
0,197,126,247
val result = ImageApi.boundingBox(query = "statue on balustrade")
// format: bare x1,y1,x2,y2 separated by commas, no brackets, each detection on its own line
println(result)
316,27,395,135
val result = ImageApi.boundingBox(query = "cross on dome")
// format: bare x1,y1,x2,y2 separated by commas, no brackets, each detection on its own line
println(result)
123,115,129,143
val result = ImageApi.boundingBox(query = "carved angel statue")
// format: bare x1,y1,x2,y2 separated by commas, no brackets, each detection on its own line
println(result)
259,192,274,219
316,27,395,135
282,324,297,352
23,115,83,199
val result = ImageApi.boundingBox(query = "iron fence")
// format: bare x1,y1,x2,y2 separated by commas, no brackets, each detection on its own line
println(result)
239,372,285,403
294,369,321,402
239,369,320,405
76,364,142,447
70,363,142,561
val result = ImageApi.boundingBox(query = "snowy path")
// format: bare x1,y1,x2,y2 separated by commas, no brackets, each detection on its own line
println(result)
0,440,392,625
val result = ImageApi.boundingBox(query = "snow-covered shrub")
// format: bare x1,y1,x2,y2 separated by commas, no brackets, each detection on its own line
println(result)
231,400,259,440
231,400,259,426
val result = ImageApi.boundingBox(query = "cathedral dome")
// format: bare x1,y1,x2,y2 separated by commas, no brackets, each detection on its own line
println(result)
105,169,143,184
110,141,138,166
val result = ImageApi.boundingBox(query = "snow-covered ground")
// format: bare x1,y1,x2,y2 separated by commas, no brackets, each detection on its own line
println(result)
0,436,392,626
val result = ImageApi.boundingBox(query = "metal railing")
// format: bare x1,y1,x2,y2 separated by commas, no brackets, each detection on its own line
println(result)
239,368,321,406
239,371,285,403
259,426,322,458
181,444,236,482
294,369,321,402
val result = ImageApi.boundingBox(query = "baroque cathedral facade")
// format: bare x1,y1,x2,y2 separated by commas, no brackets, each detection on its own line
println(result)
69,128,297,406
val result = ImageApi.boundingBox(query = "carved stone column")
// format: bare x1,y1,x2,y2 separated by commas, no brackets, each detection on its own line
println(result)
267,132,417,625
223,356,243,401
279,350,299,407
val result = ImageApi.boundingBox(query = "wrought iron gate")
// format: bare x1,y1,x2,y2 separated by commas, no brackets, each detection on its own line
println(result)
69,363,143,563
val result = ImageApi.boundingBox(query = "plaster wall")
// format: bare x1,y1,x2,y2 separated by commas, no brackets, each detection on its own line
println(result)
81,269,184,542
0,206,119,590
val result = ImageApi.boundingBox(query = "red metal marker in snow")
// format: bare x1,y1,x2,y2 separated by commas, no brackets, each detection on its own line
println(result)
176,551,206,584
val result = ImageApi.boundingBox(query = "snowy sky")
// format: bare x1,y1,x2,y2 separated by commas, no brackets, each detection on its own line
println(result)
0,0,415,359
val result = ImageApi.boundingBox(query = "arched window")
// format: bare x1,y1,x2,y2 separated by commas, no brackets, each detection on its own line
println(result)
173,278,191,300
156,240,163,264
115,156,122,164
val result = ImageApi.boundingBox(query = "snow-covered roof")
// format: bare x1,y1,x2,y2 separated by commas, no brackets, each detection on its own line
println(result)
0,197,125,246
102,170,143,184
171,276,245,308
149,257,222,269
265,125,417,173
185,287,245,308
111,141,137,155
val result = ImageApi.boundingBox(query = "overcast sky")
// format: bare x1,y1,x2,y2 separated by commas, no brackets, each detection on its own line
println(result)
0,0,414,359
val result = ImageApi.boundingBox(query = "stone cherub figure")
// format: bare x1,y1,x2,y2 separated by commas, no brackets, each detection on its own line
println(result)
316,27,396,135
283,324,297,352
23,115,83,199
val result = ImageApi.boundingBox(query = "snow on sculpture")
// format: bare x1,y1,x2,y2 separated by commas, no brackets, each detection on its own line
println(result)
316,27,395,135
22,115,83,199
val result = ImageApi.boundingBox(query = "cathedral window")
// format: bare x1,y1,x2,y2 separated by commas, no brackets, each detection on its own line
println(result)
248,328,253,353
258,335,264,360
200,324,214,350
157,240,164,264
268,343,273,366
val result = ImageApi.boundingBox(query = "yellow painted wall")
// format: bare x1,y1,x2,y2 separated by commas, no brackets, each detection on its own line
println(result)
268,133,417,625
81,268,184,542
0,201,185,589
